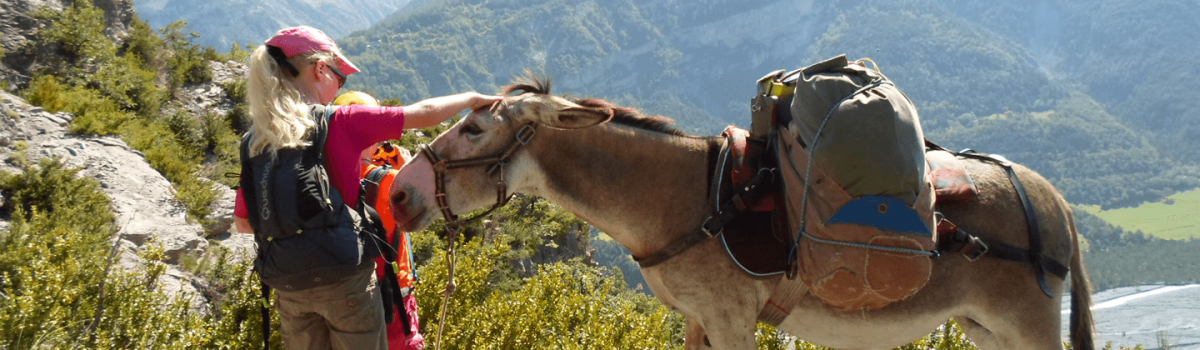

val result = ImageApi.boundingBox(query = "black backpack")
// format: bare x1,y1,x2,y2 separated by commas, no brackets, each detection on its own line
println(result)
239,104,386,291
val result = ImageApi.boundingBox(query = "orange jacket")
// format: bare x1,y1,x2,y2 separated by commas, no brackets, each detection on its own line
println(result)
363,144,415,288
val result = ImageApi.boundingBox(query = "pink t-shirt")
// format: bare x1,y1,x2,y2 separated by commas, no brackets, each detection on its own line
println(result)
234,104,406,218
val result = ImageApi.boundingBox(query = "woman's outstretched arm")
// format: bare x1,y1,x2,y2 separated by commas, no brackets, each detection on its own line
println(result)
403,92,503,129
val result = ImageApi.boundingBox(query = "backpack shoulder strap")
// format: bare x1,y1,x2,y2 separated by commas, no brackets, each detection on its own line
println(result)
239,132,262,234
311,103,335,163
240,133,274,350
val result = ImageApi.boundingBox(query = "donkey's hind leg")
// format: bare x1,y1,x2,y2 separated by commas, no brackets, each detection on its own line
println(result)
954,316,1000,349
957,314,1065,350
959,316,1064,350
956,290,1067,350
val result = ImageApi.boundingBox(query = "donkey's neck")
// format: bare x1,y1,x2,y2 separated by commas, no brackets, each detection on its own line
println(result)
523,124,717,258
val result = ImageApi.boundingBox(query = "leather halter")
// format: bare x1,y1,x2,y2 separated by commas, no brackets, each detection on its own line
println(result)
417,124,538,231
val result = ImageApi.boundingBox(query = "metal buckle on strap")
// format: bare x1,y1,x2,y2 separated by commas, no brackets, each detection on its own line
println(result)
515,124,536,145
700,216,720,237
954,232,989,261
964,243,988,261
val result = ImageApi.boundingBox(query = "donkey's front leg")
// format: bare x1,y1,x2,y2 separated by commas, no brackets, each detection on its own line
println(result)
683,317,710,350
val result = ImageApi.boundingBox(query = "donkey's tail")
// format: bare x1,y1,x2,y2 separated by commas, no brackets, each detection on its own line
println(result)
1067,211,1095,350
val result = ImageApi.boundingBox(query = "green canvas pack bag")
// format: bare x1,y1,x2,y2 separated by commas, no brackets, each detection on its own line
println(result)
755,55,938,310
786,54,926,204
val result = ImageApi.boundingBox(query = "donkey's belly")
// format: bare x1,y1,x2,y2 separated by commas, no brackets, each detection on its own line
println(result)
778,293,957,349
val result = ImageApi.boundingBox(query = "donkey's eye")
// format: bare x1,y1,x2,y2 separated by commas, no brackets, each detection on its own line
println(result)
461,123,484,136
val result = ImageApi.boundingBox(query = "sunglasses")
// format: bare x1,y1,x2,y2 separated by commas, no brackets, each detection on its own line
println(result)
328,64,346,89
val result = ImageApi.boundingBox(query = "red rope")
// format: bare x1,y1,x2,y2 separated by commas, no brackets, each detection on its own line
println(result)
767,298,790,315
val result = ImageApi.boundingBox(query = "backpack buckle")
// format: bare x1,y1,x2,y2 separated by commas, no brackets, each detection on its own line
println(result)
700,216,720,237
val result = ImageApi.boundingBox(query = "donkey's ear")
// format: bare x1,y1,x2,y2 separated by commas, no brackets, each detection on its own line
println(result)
547,107,612,130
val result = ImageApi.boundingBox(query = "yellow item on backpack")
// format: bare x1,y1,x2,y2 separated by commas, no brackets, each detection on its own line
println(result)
334,90,380,106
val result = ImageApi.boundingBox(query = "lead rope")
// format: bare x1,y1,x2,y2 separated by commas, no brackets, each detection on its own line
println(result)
434,225,459,350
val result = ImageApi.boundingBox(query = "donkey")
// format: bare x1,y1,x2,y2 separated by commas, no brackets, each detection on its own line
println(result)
388,75,1095,350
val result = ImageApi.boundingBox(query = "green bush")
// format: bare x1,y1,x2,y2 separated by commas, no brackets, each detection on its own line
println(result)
199,112,243,188
222,42,253,64
219,79,247,103
5,141,29,167
20,75,132,135
163,109,205,152
0,158,277,349
86,52,165,117
124,18,167,73
411,231,685,349
21,75,71,113
22,73,218,222
33,1,112,61
160,21,213,89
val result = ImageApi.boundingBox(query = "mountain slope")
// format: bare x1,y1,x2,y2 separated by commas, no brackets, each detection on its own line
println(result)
341,0,836,135
802,0,1199,208
942,0,1200,169
134,0,410,51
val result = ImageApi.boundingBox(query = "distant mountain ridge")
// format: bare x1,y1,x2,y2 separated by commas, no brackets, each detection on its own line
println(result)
338,0,1197,209
134,0,411,51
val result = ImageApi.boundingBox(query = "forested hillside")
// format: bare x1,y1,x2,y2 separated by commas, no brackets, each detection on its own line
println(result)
133,0,410,52
339,0,816,135
944,0,1200,168
341,0,1199,210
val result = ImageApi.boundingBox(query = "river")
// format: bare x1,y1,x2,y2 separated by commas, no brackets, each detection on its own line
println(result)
1061,284,1200,350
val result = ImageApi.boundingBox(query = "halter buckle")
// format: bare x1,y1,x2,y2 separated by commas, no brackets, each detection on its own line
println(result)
515,124,537,145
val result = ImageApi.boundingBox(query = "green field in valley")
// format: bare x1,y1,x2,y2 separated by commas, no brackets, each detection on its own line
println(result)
1077,188,1200,240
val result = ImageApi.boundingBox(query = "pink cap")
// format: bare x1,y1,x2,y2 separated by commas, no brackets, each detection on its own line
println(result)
265,26,361,75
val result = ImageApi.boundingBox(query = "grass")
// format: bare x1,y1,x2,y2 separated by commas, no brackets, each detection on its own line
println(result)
1076,187,1200,240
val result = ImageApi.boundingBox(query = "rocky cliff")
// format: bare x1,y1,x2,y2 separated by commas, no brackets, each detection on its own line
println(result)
0,86,253,313
0,0,253,313
0,0,136,90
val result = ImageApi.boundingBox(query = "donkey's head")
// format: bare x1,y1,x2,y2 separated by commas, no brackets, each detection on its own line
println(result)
389,74,613,232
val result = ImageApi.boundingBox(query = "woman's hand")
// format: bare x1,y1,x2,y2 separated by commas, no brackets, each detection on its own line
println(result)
467,92,504,111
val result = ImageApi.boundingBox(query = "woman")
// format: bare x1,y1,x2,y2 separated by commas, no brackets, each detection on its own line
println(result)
233,26,501,350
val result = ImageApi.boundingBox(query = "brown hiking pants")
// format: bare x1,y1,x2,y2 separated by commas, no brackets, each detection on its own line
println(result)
275,267,386,350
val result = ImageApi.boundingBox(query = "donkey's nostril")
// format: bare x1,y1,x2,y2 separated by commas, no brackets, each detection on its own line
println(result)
392,189,409,207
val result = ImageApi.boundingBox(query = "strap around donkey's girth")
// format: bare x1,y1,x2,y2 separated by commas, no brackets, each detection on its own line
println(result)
986,242,1069,280
938,219,1069,280
954,149,1058,298
634,129,776,268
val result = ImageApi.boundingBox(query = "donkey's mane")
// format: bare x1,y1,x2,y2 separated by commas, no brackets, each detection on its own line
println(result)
503,73,689,137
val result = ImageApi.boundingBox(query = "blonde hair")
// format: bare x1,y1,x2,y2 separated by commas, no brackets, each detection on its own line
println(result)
245,45,338,157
